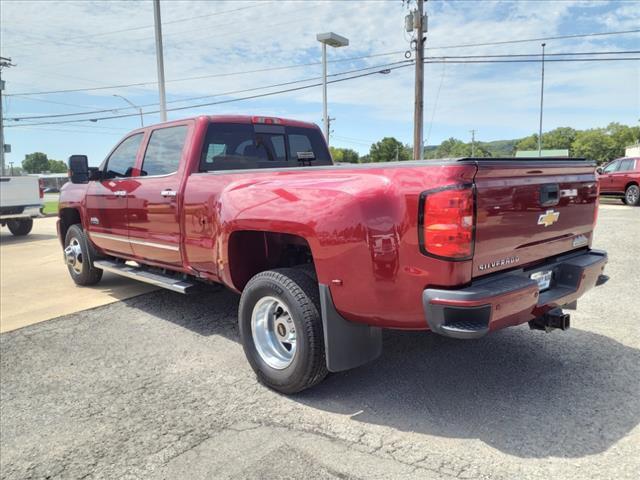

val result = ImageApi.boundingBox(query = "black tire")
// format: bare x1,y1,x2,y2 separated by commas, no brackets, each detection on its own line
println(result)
624,184,640,206
64,224,103,286
238,268,328,394
7,218,33,236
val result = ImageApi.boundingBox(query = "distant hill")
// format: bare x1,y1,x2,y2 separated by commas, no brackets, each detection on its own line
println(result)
424,138,519,157
478,139,519,157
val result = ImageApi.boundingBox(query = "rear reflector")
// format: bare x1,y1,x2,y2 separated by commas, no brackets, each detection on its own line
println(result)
418,185,475,260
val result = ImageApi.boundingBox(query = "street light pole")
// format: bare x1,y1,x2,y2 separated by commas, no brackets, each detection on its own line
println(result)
321,42,328,142
538,42,546,157
153,0,167,122
316,32,349,147
113,94,144,127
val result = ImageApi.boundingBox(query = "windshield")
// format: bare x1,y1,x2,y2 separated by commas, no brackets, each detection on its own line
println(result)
200,123,332,171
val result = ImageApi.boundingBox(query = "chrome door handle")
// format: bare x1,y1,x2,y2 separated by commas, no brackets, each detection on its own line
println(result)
161,189,177,197
114,190,127,197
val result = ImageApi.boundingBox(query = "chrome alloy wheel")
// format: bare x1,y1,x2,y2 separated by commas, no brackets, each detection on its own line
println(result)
251,296,297,369
64,237,83,274
626,185,639,205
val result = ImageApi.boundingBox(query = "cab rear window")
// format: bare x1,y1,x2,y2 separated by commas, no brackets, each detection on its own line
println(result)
200,123,331,171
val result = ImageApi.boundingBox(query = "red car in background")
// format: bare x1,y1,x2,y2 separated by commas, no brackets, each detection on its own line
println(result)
597,157,640,206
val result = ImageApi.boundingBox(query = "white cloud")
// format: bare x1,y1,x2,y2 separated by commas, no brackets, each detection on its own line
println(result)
1,0,638,162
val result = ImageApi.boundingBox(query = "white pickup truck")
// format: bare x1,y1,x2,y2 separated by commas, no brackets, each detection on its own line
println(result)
0,176,43,236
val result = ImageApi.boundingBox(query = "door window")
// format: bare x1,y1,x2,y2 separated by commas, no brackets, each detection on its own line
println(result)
140,125,188,176
602,161,619,173
618,159,635,171
104,134,143,178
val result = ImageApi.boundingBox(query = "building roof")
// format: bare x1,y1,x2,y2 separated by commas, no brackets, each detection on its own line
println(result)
515,149,569,158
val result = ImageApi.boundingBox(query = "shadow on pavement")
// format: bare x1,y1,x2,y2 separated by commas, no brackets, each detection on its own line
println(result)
0,233,58,245
123,288,640,460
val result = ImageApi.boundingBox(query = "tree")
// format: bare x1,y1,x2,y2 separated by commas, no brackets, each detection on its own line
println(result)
432,137,491,158
369,137,410,162
571,129,618,164
543,127,577,150
329,147,359,163
515,127,577,154
606,122,640,157
22,152,50,173
47,159,68,173
515,134,538,152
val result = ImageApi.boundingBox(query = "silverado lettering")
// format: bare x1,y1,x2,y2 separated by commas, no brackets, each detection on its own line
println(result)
58,115,608,393
477,256,520,271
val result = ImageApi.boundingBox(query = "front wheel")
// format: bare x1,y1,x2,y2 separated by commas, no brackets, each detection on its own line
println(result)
624,184,640,206
7,218,33,236
64,224,103,286
238,268,328,394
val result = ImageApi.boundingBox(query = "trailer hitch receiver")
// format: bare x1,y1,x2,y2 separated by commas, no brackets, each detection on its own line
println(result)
529,308,570,332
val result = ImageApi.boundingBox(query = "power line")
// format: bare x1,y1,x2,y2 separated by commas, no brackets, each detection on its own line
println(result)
426,29,640,51
7,2,273,49
6,49,637,120
7,60,413,120
424,57,639,64
7,28,639,97
5,55,639,128
9,126,126,136
6,64,414,127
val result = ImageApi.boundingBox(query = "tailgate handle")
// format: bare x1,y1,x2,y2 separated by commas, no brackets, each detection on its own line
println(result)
540,184,559,207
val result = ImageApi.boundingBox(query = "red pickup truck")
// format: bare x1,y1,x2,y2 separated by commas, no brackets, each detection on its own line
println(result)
59,115,608,393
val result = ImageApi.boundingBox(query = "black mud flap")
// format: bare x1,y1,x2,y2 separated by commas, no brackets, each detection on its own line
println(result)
319,284,382,372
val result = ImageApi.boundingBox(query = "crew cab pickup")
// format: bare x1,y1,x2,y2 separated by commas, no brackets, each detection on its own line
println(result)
58,115,608,393
1,176,43,236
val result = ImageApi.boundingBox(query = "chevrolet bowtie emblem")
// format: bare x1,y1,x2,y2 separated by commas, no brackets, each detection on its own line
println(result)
538,209,560,227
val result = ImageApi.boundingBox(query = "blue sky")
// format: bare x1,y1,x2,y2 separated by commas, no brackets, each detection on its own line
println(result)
1,0,638,167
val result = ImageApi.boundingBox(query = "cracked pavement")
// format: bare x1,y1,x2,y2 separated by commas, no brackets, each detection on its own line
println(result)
1,203,639,479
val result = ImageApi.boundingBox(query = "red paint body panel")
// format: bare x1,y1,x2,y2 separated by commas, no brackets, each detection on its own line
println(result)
59,115,605,332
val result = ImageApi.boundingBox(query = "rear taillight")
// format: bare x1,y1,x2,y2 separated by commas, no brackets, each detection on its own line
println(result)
418,185,475,260
38,178,44,199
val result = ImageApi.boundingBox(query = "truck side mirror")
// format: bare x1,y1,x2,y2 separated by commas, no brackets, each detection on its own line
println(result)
596,167,603,174
68,155,89,183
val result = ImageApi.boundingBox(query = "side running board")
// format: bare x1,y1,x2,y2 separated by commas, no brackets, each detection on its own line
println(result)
93,259,195,294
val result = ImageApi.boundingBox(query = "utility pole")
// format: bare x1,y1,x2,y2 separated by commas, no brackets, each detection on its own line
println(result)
326,116,335,145
412,0,426,161
0,56,15,177
153,0,167,122
470,129,476,157
538,42,546,157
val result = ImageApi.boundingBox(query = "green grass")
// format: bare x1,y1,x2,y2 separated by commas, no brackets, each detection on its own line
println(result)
42,200,58,215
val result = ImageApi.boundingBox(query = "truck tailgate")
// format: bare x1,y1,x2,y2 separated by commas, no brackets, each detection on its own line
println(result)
0,176,42,209
472,159,598,278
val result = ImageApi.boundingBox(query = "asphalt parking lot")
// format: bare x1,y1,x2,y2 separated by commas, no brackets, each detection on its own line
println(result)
1,201,638,480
